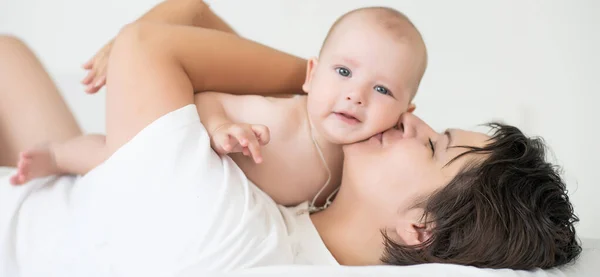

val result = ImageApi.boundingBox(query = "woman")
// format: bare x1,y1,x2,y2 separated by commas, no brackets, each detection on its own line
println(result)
0,9,581,277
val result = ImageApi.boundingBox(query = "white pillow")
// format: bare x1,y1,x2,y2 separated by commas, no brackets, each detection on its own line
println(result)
178,238,599,277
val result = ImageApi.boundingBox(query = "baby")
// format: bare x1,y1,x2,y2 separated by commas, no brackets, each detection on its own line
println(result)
10,7,428,209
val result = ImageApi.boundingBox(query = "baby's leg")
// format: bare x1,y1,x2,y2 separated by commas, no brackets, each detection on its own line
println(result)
10,135,107,185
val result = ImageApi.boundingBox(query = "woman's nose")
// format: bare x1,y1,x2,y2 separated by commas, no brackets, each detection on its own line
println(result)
397,112,437,140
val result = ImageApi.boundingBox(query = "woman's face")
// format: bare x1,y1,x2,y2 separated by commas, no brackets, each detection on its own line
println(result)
342,113,491,226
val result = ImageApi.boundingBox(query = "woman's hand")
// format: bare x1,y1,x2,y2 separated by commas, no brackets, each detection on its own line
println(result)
81,39,114,93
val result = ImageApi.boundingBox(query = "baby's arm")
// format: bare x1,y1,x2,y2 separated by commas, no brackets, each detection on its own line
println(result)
194,92,234,135
194,92,270,163
10,134,108,185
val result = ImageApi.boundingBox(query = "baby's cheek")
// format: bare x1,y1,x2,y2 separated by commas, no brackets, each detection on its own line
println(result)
374,109,403,130
398,100,412,113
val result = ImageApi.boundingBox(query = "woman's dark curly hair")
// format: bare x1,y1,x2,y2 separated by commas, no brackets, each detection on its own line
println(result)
381,123,581,270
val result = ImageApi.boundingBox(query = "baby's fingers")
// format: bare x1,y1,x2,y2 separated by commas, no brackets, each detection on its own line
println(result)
242,147,251,156
82,69,96,86
229,125,251,147
230,127,262,163
86,75,106,94
82,59,94,70
251,125,271,145
212,133,234,154
245,136,263,164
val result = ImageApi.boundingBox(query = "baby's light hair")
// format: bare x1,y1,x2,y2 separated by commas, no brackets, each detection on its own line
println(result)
319,7,428,99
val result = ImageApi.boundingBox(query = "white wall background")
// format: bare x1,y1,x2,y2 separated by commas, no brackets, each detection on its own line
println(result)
1,0,598,239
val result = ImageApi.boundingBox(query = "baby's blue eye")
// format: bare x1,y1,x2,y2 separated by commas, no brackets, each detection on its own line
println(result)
375,85,390,95
336,67,351,77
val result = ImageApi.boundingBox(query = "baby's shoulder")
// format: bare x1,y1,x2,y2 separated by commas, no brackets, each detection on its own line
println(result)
266,94,307,113
253,95,309,142
229,94,307,131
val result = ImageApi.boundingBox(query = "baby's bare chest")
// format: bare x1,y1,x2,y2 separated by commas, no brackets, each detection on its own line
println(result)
226,97,343,206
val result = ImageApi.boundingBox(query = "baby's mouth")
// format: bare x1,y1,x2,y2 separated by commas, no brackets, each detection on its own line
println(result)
333,112,361,124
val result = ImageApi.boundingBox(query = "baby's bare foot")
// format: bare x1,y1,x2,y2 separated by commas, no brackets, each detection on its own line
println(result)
9,146,60,185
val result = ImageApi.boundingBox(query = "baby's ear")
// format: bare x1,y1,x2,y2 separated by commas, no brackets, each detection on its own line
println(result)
407,103,416,113
302,57,319,94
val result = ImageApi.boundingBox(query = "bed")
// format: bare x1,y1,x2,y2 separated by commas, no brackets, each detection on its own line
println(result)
178,238,599,277
16,77,598,277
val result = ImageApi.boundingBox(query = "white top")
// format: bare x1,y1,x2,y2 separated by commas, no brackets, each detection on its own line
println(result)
0,104,338,277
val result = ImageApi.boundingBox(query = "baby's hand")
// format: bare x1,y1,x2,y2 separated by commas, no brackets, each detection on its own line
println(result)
210,123,270,163
81,39,114,93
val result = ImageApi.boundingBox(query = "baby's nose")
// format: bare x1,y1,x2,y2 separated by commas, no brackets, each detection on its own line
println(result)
345,95,363,105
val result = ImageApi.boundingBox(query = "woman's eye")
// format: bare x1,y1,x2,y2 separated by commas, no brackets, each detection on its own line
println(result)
428,138,435,156
335,67,351,77
374,85,390,95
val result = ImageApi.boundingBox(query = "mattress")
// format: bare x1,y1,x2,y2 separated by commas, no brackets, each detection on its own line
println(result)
177,238,600,277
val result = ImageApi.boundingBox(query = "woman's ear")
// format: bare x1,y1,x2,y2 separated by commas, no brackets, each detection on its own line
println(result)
302,57,318,94
395,210,433,246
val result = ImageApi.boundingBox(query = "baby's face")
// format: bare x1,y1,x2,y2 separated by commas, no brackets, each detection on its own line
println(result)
304,21,424,145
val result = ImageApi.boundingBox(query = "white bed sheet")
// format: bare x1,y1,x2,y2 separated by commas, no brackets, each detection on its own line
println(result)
2,163,597,277
178,238,600,277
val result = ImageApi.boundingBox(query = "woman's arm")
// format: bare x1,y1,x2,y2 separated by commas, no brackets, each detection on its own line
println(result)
136,0,236,34
104,22,306,155
83,0,239,93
